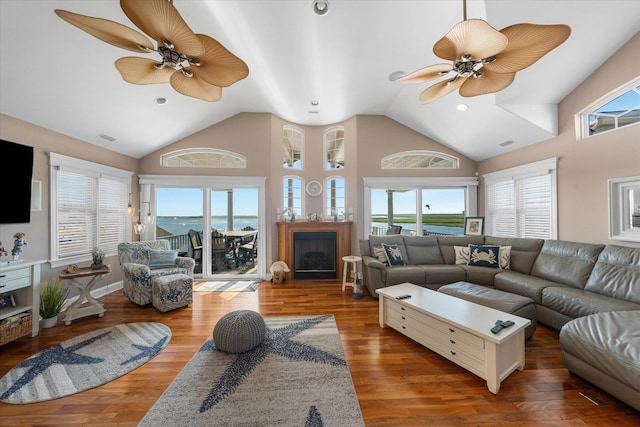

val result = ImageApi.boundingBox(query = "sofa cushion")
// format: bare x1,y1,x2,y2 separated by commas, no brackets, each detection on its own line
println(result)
454,245,470,265
456,244,511,270
372,246,389,265
148,249,178,269
468,244,501,268
462,265,503,287
560,311,640,396
530,240,604,289
542,286,640,319
494,270,566,304
437,235,485,265
381,243,405,266
584,245,640,304
484,236,544,274
369,235,408,262
380,265,426,287
403,236,443,265
118,240,171,266
420,265,466,286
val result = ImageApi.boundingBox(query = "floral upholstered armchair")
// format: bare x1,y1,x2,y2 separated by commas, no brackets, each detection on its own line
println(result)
117,240,195,306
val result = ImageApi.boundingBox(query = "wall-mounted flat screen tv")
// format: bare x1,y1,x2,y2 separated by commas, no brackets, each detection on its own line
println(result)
0,139,34,224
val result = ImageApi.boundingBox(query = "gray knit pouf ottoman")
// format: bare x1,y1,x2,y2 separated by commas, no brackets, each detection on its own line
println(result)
213,310,266,353
151,273,193,313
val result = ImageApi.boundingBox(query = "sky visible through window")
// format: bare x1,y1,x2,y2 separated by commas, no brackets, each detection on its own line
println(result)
156,187,464,217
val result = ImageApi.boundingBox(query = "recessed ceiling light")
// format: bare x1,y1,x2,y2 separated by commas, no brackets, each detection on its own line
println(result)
155,97,167,105
456,103,469,112
311,100,319,106
389,71,405,82
312,0,329,16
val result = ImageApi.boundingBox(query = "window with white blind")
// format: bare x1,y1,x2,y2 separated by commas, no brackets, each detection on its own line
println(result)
49,153,133,268
484,158,557,239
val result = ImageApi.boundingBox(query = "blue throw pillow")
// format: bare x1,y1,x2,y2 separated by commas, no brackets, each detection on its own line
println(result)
468,245,500,268
381,243,404,266
148,249,178,269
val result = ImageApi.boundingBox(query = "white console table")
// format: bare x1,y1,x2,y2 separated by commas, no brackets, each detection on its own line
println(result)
0,260,45,343
376,283,530,394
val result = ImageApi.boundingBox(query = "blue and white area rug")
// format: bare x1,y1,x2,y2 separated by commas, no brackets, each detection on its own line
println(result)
0,322,170,404
139,315,364,426
194,280,261,292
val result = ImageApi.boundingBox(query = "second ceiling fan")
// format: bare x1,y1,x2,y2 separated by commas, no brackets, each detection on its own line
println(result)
395,0,571,104
55,0,249,102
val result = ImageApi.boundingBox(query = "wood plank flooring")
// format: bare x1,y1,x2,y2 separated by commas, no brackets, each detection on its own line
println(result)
1,280,638,426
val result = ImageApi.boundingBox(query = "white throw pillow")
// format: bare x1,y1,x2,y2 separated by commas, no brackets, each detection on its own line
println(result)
454,245,470,265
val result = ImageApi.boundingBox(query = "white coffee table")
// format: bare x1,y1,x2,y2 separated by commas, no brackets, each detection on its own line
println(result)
376,282,531,394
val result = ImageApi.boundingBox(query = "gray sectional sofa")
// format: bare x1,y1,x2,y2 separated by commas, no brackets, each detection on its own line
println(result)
359,234,640,411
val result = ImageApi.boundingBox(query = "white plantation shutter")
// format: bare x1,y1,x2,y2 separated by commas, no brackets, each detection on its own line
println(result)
487,180,515,237
50,153,132,266
57,170,97,257
484,158,557,239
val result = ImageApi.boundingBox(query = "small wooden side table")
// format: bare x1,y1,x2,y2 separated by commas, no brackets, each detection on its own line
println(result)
341,255,362,291
59,265,110,325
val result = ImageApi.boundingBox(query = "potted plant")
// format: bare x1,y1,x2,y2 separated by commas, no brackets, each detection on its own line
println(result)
91,248,104,269
39,278,69,328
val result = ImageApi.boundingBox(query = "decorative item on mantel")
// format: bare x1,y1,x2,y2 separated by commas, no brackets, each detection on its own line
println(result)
91,248,105,270
11,232,27,260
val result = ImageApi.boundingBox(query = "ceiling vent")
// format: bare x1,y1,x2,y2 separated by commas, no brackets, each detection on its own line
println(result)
499,140,515,147
99,133,117,142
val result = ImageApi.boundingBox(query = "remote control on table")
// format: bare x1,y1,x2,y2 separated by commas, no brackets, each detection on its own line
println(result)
491,320,515,334
395,294,412,300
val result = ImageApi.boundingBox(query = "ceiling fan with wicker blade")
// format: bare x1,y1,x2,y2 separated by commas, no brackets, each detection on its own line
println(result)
55,0,249,102
395,0,570,104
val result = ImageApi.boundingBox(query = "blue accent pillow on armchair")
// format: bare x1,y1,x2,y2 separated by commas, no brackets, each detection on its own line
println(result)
381,243,405,266
468,245,500,268
148,249,178,269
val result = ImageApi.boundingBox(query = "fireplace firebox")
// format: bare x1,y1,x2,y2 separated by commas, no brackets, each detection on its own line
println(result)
277,221,352,281
293,232,336,279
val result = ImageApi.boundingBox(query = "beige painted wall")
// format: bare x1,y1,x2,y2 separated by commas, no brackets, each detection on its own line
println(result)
478,32,640,247
0,114,138,285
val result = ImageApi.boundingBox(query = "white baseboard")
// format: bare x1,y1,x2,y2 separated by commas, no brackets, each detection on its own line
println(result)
61,280,123,310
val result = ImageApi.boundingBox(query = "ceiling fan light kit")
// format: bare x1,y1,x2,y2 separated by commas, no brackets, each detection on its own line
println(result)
395,0,571,104
55,0,249,102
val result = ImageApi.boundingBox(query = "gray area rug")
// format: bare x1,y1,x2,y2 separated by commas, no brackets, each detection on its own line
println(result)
139,315,364,426
0,322,170,404
194,280,261,292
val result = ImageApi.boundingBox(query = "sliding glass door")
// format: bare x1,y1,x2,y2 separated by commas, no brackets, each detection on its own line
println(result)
140,175,266,280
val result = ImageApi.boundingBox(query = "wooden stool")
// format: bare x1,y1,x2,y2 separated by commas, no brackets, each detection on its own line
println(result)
342,255,362,291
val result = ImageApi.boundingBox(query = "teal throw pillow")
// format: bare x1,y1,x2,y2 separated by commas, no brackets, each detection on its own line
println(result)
381,243,404,266
468,245,500,268
148,249,178,269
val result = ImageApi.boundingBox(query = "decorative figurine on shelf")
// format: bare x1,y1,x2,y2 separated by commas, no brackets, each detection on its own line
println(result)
91,248,105,270
0,241,7,258
11,232,27,260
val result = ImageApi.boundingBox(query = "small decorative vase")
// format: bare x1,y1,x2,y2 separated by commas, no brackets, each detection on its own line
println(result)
91,262,103,270
352,277,363,299
41,316,58,329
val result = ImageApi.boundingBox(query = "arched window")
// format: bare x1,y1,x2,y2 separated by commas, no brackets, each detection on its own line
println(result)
381,150,458,169
283,126,304,169
162,148,246,168
324,127,345,170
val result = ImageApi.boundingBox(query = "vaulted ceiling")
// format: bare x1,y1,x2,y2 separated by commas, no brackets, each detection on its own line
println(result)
1,1,638,160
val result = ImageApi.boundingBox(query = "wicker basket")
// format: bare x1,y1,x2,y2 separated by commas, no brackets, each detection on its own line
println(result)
0,314,32,346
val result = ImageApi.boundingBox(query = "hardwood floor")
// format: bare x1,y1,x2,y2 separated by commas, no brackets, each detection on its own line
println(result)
1,280,638,426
